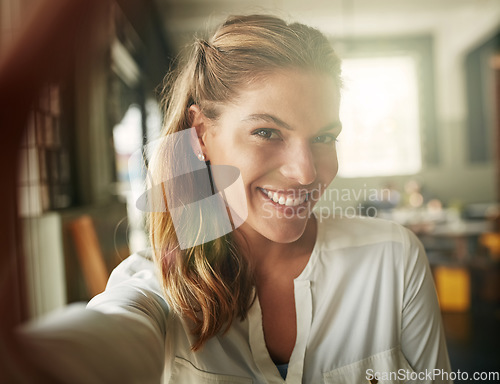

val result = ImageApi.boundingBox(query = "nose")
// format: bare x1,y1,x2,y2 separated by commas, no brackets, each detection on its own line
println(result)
279,140,317,185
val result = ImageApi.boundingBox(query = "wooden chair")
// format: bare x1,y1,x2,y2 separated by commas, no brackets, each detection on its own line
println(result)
69,215,109,297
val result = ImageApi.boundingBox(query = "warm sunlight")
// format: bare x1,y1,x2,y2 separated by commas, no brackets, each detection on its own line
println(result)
338,56,422,177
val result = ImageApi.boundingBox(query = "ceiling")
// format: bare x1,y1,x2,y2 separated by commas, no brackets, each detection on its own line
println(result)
155,0,498,51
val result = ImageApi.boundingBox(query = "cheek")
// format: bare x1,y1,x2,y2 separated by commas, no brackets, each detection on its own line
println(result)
317,150,339,187
331,152,339,177
208,145,267,192
217,140,274,182
237,151,270,188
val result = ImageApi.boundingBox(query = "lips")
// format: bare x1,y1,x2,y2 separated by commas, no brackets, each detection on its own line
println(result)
259,187,310,207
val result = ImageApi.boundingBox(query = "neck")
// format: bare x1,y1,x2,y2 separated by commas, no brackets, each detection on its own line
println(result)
234,215,317,284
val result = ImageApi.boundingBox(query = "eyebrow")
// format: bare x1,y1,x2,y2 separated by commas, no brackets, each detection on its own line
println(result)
319,121,343,133
241,113,342,133
241,113,293,130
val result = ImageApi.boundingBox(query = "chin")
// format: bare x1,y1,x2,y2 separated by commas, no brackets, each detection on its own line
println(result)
266,229,305,244
257,212,311,243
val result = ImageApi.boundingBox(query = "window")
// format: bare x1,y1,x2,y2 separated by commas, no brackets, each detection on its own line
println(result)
333,36,437,176
337,56,422,177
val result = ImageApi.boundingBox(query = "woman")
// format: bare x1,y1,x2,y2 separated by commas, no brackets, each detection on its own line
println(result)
19,14,451,384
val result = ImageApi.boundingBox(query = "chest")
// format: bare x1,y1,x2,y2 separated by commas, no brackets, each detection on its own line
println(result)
166,244,409,383
257,282,297,364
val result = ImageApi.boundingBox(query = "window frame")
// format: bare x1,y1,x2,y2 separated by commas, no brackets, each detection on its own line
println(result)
333,35,438,169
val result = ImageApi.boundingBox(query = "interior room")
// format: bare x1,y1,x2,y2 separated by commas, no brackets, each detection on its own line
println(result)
1,0,499,381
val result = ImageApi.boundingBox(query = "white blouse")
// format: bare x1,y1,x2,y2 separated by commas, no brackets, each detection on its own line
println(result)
17,215,452,384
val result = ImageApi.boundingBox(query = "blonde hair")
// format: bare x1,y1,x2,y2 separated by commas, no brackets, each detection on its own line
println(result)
150,14,341,351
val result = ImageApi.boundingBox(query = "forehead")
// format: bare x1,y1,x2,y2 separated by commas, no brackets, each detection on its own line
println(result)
221,69,340,128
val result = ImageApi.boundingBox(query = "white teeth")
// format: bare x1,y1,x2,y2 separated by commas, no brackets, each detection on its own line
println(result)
262,188,309,207
297,195,307,205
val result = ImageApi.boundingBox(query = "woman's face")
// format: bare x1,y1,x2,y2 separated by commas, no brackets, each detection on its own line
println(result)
196,69,341,244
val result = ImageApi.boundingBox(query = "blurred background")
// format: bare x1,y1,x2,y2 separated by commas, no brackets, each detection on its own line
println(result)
1,0,499,381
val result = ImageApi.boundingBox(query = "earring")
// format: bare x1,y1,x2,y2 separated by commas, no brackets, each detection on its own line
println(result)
197,152,205,161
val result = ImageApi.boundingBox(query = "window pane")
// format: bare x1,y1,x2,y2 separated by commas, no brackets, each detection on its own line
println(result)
338,56,422,177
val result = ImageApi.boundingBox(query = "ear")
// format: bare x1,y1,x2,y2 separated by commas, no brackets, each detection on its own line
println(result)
188,104,210,160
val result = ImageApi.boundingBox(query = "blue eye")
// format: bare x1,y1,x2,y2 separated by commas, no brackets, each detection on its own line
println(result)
252,128,280,140
312,134,338,144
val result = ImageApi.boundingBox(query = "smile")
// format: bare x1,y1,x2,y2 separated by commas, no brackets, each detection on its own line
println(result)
258,187,310,207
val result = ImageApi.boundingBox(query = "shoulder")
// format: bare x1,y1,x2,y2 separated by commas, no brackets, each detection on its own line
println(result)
105,249,157,287
312,213,426,275
88,249,169,318
314,213,414,251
